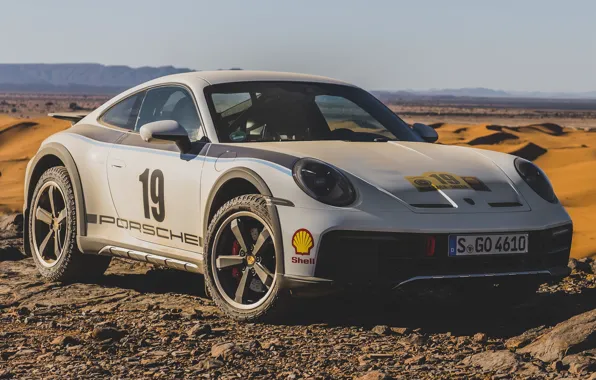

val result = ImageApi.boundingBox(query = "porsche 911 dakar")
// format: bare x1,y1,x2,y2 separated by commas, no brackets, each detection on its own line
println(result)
23,71,573,320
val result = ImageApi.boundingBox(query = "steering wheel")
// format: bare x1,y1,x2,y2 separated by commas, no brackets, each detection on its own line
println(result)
260,123,282,141
227,108,252,136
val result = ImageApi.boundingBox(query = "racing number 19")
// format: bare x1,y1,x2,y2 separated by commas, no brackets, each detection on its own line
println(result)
139,169,165,222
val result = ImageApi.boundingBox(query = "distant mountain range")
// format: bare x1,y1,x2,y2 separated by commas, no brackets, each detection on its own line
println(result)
374,87,596,101
0,63,192,93
0,64,594,99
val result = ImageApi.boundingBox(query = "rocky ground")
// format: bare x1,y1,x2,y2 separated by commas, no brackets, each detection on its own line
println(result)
0,215,595,379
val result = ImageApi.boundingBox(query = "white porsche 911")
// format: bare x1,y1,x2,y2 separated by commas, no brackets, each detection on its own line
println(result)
23,71,572,320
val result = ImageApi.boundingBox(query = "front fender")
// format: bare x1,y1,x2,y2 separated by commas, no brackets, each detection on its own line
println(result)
203,167,288,275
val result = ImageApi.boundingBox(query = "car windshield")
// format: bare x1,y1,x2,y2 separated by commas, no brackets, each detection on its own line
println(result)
204,82,422,143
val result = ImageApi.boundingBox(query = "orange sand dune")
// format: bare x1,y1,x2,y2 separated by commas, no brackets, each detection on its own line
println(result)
0,116,594,257
0,116,70,214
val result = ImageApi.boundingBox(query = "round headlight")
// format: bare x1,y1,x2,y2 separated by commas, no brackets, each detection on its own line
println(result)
293,158,356,206
514,158,557,203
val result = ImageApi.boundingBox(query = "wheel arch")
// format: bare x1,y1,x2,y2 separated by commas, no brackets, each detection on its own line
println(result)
203,167,286,274
24,143,87,255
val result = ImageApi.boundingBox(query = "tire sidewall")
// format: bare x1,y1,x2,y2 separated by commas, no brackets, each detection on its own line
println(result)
204,195,284,321
29,167,78,280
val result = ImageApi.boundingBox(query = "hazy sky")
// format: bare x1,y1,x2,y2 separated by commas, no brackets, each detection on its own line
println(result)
1,0,594,92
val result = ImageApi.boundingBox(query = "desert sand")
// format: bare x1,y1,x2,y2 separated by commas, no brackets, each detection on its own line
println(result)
0,114,594,258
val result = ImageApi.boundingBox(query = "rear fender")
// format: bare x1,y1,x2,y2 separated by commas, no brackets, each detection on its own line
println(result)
23,143,87,255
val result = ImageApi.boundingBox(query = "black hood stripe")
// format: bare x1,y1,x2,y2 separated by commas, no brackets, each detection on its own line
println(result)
206,144,299,170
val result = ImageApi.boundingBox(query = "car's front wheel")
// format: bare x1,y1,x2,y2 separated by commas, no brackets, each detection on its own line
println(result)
28,166,111,282
204,195,288,321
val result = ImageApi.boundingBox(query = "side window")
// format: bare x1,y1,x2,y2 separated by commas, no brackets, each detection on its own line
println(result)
101,92,145,130
136,87,203,142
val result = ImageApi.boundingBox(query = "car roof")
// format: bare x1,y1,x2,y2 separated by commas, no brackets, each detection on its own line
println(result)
155,70,354,87
84,70,357,124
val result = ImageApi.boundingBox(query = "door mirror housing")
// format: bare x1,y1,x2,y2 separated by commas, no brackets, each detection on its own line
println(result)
139,120,191,153
412,123,439,143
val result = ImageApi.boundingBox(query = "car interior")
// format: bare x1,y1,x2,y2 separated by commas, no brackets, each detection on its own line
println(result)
208,84,405,143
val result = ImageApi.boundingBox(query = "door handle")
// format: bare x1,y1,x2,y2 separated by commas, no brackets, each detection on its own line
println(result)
110,159,126,169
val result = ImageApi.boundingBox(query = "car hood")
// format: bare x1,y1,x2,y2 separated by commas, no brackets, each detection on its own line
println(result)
243,141,528,212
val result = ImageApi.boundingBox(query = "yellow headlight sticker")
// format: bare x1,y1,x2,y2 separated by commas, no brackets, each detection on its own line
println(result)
406,172,490,192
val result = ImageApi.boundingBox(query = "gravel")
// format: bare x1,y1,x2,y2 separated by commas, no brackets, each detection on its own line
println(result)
1,216,595,378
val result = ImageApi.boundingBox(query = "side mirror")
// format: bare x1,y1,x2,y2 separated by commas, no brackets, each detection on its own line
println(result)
412,123,439,143
139,120,191,153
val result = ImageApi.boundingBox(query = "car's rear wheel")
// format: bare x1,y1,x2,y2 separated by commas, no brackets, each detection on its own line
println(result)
204,195,288,321
29,166,111,282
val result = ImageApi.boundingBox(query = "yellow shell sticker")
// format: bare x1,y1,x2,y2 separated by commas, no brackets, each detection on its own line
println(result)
406,172,489,192
292,229,314,256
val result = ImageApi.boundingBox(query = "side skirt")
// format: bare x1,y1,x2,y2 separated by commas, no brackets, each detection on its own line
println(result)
96,245,203,274
79,236,204,274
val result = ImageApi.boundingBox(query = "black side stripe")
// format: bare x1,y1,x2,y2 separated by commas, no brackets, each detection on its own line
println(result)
68,124,298,169
70,124,124,144
87,214,98,224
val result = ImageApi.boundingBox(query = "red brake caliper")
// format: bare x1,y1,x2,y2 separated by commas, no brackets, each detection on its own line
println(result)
231,240,241,279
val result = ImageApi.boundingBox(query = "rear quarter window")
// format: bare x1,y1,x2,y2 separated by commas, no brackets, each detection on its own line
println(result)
100,92,145,130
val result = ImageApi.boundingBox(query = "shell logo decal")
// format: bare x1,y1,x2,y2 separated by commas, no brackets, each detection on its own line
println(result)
292,229,314,256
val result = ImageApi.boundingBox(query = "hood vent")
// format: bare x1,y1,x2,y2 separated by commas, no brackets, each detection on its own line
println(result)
410,203,454,209
488,202,522,208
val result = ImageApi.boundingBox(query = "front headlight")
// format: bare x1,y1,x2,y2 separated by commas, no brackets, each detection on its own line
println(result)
293,158,356,206
514,158,557,203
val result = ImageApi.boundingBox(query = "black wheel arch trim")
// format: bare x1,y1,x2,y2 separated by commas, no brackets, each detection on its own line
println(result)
24,143,87,255
203,167,286,275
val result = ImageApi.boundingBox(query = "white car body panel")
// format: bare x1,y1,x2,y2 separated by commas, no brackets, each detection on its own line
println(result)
24,70,572,285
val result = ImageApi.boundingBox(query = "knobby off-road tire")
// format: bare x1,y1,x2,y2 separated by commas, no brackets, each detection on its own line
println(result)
204,195,289,322
29,166,111,282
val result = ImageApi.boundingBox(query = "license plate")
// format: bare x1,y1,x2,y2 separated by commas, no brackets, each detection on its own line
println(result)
448,233,528,256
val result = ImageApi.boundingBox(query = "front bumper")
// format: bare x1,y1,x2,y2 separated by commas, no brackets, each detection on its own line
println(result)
279,223,572,295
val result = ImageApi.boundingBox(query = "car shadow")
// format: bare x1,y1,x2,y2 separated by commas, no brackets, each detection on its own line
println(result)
0,245,27,261
87,263,595,339
283,287,596,338
4,239,592,338
89,267,208,298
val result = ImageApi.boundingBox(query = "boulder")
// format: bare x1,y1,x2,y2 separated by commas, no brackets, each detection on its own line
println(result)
186,323,212,337
0,214,23,233
505,325,547,350
568,258,594,274
371,325,391,336
562,350,596,374
462,350,520,372
473,332,487,343
91,326,126,341
518,308,596,362
51,335,80,346
211,342,235,360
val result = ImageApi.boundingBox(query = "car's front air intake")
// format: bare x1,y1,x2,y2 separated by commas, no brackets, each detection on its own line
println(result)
314,225,572,286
